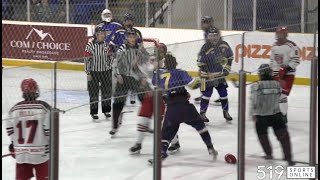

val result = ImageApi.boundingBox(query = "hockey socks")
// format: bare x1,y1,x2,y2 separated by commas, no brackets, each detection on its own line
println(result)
220,98,229,111
136,117,150,144
198,127,213,147
200,96,210,113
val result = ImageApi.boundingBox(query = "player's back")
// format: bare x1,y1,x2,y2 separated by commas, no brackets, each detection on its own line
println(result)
7,100,51,164
155,69,193,103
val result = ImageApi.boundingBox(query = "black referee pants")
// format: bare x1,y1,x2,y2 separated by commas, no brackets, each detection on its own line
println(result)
112,76,144,129
88,71,112,115
255,112,293,161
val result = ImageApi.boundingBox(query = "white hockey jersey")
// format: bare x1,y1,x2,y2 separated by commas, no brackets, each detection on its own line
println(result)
270,40,300,76
6,100,51,164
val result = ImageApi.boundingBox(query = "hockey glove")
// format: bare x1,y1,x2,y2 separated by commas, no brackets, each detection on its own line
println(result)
8,143,15,158
222,69,230,76
279,65,292,79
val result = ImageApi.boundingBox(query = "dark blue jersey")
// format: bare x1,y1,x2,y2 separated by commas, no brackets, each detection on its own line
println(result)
99,20,123,44
111,27,143,50
197,40,233,74
152,68,194,100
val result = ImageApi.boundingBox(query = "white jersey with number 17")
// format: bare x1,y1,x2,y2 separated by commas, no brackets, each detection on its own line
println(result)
6,100,51,164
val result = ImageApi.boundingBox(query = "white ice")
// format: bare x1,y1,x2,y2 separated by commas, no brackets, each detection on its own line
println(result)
2,67,318,180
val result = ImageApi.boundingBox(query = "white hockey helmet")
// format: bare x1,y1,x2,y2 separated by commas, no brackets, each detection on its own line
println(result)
101,9,112,22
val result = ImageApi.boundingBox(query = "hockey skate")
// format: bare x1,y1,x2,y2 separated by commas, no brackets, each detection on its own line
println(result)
109,128,118,135
130,94,136,104
168,142,180,154
194,96,202,104
91,114,99,122
129,143,141,154
200,112,210,123
263,154,273,160
214,98,221,104
223,110,233,122
148,153,168,165
104,113,111,118
208,147,218,161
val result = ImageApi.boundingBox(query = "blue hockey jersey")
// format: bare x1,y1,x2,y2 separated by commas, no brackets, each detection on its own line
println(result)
100,20,123,44
111,27,143,50
152,68,198,100
197,40,233,74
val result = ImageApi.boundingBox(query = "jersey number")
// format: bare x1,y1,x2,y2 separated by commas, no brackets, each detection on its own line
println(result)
16,120,38,144
160,73,171,89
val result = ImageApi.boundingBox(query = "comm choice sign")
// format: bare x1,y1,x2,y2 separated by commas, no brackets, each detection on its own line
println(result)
2,24,88,61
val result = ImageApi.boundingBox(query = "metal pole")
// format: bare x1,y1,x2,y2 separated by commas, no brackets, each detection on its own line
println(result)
153,46,162,180
197,0,202,29
224,0,227,30
253,0,257,30
27,0,30,21
301,0,305,33
241,32,245,70
145,0,149,27
309,23,318,167
227,0,233,30
168,0,172,28
66,0,70,23
237,70,246,180
49,62,59,180
105,0,109,9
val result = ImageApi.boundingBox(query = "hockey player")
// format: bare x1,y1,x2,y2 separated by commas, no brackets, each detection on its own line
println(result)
250,64,295,166
111,13,143,49
99,9,123,54
129,43,166,153
197,27,233,123
148,54,218,164
110,28,149,135
194,16,221,105
6,78,51,180
270,26,300,123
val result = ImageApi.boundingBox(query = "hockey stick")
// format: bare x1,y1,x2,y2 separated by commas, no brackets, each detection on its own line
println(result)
230,78,258,88
2,153,13,158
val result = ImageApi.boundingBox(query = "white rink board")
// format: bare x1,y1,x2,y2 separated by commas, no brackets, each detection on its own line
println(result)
2,21,318,79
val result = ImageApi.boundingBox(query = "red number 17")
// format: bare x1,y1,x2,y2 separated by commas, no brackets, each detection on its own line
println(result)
16,120,38,144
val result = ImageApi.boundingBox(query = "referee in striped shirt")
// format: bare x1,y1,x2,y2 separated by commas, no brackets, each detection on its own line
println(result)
250,64,294,166
109,28,149,135
84,24,113,120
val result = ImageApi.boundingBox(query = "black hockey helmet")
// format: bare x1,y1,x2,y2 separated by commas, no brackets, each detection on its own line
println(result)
124,13,135,21
207,26,219,34
258,64,273,80
201,16,213,24
125,28,137,37
95,23,106,34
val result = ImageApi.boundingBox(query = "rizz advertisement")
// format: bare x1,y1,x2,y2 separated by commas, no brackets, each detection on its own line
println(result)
2,24,88,61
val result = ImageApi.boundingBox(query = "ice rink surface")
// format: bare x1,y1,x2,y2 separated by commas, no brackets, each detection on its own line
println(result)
2,67,318,180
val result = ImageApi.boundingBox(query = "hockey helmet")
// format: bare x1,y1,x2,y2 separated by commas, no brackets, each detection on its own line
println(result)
158,43,167,54
21,78,39,99
201,16,214,24
275,26,288,40
101,9,112,22
258,64,273,80
124,13,135,21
